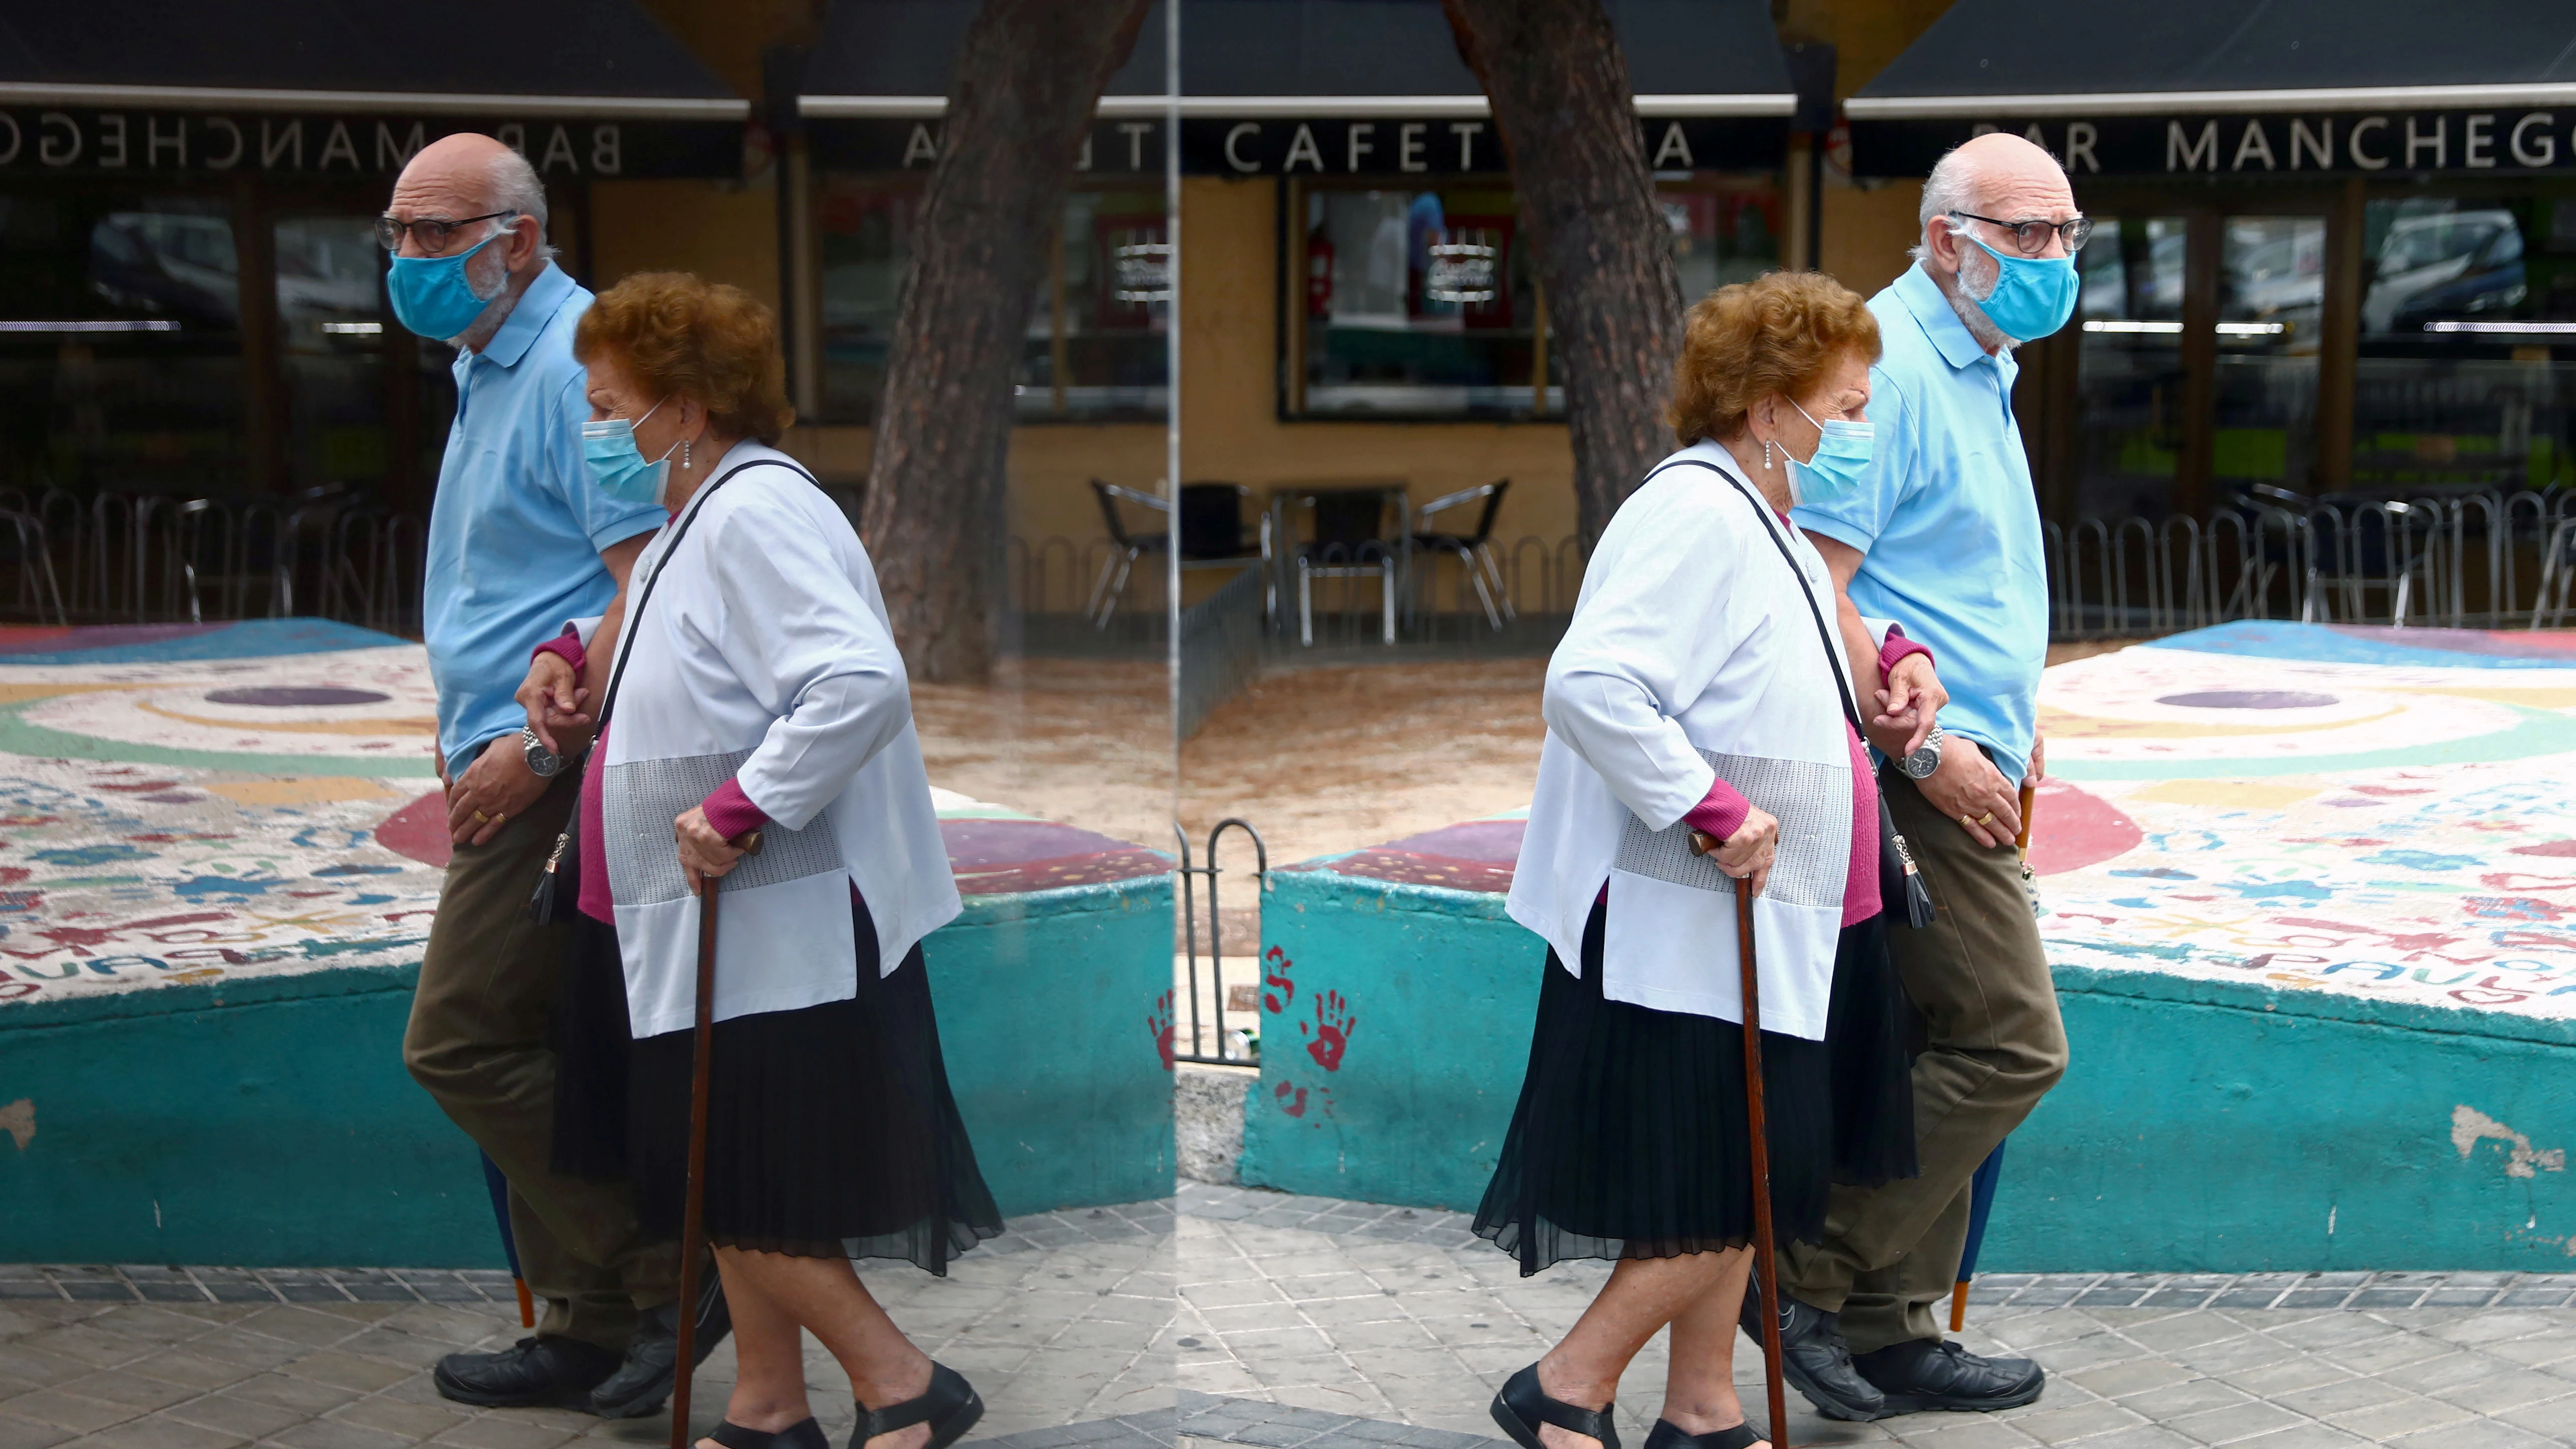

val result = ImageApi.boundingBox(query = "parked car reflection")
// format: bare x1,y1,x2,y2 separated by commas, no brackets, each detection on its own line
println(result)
2364,209,2527,334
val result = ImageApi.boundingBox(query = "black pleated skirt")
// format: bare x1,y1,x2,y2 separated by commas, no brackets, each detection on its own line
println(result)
551,893,1003,1273
1472,896,1917,1276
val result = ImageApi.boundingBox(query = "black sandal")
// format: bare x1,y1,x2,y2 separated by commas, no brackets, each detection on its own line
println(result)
1491,1364,1620,1449
850,1362,983,1449
1642,1420,1765,1449
709,1421,828,1449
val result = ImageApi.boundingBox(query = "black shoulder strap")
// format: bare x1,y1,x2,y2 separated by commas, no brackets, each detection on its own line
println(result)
1655,458,1870,734
593,455,823,732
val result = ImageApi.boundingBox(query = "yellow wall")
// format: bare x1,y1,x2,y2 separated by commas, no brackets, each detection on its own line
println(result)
590,173,784,312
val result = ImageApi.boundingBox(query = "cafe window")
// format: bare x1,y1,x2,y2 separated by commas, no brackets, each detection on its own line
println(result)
1284,177,1780,421
2354,189,2576,494
0,189,249,496
814,177,1169,425
2213,214,2325,498
2074,216,2186,517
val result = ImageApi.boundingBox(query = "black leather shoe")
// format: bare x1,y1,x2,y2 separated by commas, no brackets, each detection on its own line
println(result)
590,1278,734,1418
1490,1364,1618,1449
854,1362,983,1449
1642,1419,1764,1449
1851,1338,2046,1415
1740,1280,1888,1422
433,1335,623,1407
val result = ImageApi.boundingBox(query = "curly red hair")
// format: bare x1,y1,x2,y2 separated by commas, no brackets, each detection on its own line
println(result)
1667,270,1881,446
575,271,795,444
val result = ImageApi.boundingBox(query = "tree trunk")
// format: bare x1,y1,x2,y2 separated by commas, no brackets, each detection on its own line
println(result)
863,0,1154,682
1443,0,1683,545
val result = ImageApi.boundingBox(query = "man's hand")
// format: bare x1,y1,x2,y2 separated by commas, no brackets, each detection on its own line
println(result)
675,805,749,895
2025,733,2047,787
516,653,591,756
1914,737,2022,848
1868,653,1948,759
1710,805,1780,899
446,741,550,847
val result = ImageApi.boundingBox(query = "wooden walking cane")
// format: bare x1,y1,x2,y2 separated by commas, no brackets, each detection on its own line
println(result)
670,829,761,1449
1696,826,1792,1449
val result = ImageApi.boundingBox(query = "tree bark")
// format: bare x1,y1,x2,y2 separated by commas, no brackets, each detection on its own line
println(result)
863,0,1154,682
1443,0,1684,545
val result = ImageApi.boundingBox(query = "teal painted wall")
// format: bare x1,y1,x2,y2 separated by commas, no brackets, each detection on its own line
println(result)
0,879,1173,1266
1242,867,2576,1271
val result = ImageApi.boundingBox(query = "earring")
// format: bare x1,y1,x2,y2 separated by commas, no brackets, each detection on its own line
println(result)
683,437,692,470
1764,440,1775,470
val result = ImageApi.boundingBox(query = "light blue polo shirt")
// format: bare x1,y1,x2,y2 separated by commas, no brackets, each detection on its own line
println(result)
423,262,665,764
1791,262,2049,785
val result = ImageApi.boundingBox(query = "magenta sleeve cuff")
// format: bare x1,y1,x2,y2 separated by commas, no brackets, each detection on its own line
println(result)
1681,777,1752,842
1878,625,1932,676
700,777,769,840
532,625,586,675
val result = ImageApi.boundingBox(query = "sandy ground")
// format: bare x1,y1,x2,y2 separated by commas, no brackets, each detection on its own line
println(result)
910,656,1174,847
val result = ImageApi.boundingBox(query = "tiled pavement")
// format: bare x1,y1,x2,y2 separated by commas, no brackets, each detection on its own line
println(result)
0,1202,1172,1449
1173,1184,2576,1448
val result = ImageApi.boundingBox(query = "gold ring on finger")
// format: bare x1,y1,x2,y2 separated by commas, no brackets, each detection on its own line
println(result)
472,809,490,823
1961,812,1977,827
1977,811,1995,826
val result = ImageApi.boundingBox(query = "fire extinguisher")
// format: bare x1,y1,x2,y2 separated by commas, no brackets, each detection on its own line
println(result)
1307,232,1334,318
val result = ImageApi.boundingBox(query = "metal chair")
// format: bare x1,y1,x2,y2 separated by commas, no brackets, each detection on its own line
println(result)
1086,479,1171,628
1408,478,1513,630
1287,486,1401,646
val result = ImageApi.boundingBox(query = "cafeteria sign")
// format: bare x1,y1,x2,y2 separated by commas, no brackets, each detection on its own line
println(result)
1854,109,2576,180
810,114,1787,176
0,108,743,180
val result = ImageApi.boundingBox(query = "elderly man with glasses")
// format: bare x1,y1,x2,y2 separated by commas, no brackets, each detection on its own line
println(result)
386,132,723,1417
1748,130,2082,1423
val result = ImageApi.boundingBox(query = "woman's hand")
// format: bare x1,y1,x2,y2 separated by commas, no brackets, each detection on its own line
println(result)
1915,737,2022,848
1712,805,1779,899
675,805,748,895
516,653,590,756
1872,653,1948,758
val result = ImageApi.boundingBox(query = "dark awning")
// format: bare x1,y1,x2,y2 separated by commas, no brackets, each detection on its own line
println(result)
0,0,748,179
1848,0,2576,179
800,0,1795,177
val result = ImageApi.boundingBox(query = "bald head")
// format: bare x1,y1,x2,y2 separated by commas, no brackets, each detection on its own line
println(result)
1920,133,2074,236
384,132,552,346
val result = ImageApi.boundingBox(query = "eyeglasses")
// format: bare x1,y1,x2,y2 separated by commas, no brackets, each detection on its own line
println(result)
1949,211,2093,256
374,211,516,254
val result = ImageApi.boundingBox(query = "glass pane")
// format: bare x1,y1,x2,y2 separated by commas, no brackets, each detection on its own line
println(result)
275,214,388,491
2214,215,2324,496
1299,185,1539,418
2355,192,2573,497
0,192,247,497
2073,215,2186,515
815,177,918,425
1022,189,1171,421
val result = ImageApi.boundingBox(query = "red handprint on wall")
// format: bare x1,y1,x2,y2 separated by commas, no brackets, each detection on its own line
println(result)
1301,989,1357,1071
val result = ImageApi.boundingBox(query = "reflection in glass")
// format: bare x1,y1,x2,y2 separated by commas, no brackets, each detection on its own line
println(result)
2074,215,2185,516
814,180,1171,424
2214,215,2323,497
0,193,247,495
2355,194,2575,496
275,215,389,491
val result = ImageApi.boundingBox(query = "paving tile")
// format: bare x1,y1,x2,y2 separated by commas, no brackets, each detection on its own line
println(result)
0,1388,145,1433
161,1391,314,1440
324,1396,469,1441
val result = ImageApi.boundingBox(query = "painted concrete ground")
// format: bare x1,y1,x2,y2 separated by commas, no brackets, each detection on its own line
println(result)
1302,622,2576,1026
0,621,1168,1008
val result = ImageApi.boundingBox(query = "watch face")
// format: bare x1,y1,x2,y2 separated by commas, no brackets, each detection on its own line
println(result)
1901,737,1941,779
522,731,561,777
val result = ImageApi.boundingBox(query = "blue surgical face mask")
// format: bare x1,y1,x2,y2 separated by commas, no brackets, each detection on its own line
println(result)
1958,230,2080,341
1786,398,1873,505
581,397,679,505
386,231,507,340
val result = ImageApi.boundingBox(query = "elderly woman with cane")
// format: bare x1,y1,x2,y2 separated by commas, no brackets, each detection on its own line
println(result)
519,271,1000,1449
1479,271,1940,1449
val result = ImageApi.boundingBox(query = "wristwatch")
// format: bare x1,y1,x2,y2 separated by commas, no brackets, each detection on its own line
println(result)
521,726,563,779
1899,725,1946,781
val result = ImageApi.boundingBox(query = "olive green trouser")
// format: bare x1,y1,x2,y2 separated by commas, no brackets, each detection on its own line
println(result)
1777,766,2070,1355
403,771,678,1351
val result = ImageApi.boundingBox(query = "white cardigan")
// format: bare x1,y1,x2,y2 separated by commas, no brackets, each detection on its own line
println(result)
1506,442,1855,1040
596,440,961,1038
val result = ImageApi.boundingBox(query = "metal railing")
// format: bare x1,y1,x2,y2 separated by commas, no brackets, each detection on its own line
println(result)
1173,818,1267,1067
1179,559,1264,739
2048,487,2576,640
